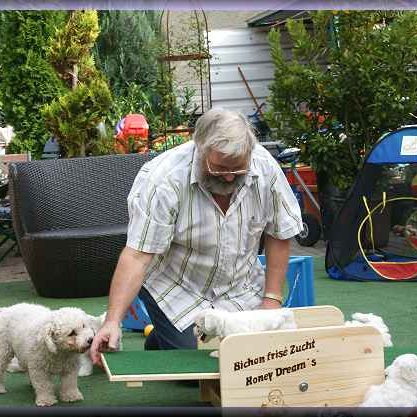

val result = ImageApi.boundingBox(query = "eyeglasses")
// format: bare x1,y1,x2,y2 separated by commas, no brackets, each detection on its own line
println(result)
206,158,248,176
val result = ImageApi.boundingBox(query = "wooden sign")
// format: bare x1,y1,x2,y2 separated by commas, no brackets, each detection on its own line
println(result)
219,325,384,407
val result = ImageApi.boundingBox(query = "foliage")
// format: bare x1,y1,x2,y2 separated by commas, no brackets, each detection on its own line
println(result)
42,10,113,157
162,11,210,77
48,9,99,88
108,81,198,141
94,11,172,139
108,82,164,136
94,11,162,96
94,11,199,141
157,11,209,133
267,11,417,191
43,79,113,157
0,11,66,157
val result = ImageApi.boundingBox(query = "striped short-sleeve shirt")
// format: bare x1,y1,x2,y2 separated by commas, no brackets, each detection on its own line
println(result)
127,141,303,331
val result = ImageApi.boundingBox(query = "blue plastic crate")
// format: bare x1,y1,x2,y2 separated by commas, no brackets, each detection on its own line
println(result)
122,296,152,331
257,255,315,307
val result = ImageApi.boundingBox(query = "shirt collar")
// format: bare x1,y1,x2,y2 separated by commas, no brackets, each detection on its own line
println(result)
190,145,260,186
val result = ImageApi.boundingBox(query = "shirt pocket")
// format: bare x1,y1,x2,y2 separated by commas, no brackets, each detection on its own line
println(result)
243,220,265,253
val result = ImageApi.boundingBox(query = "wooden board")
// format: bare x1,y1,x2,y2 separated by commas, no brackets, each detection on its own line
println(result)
218,325,384,407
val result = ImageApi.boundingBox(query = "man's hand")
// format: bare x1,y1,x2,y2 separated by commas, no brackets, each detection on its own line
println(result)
90,320,122,368
260,298,282,309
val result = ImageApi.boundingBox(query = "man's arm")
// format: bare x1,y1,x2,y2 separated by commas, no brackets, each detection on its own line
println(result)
90,246,154,364
261,234,291,309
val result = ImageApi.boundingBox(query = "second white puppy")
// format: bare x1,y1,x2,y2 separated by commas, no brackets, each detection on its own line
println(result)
194,308,297,343
360,353,417,407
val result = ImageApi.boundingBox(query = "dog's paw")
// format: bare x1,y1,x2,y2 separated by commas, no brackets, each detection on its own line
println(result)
78,366,93,377
60,389,84,402
36,395,58,407
0,384,6,394
7,358,25,373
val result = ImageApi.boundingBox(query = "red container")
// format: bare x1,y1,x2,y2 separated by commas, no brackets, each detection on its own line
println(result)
285,165,317,186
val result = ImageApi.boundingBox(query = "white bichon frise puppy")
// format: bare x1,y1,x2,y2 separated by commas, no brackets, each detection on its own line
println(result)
194,308,297,343
360,354,417,407
345,312,393,347
0,303,97,406
7,311,118,378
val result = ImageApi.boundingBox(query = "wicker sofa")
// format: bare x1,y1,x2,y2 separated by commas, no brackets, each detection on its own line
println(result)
8,152,156,298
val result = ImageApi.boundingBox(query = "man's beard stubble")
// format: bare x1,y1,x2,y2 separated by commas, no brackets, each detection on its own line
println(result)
197,156,246,196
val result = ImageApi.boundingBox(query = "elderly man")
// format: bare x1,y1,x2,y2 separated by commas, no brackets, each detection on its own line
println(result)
90,109,302,363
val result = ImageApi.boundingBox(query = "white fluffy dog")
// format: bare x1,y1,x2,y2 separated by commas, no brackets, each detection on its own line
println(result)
7,311,122,378
360,354,417,407
194,308,297,344
345,312,393,347
78,312,106,377
0,303,97,406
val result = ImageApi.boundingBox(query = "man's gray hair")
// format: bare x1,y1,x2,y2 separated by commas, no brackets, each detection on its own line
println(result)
193,108,257,157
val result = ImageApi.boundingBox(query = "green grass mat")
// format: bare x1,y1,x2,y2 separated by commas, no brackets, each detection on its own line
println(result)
104,350,219,376
0,256,416,407
384,346,417,366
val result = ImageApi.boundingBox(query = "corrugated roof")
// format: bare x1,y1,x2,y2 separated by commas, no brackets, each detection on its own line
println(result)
247,10,311,27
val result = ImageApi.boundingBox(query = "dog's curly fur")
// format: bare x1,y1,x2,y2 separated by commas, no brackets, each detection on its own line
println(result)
77,312,106,377
360,354,417,407
194,308,297,343
345,312,393,347
0,303,97,406
7,312,116,378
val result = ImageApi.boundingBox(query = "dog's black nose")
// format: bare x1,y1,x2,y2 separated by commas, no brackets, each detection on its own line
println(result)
87,337,93,345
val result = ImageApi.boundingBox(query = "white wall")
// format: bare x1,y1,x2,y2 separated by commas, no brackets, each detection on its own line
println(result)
208,27,274,118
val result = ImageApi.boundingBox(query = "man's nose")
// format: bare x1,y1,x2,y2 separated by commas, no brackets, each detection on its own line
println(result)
222,173,235,182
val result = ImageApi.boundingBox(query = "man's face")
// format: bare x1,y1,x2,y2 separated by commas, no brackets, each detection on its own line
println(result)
199,150,249,196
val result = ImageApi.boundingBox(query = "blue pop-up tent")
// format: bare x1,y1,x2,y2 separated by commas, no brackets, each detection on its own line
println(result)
326,126,417,281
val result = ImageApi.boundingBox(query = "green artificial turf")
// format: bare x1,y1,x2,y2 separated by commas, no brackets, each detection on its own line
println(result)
0,256,415,407
104,350,219,376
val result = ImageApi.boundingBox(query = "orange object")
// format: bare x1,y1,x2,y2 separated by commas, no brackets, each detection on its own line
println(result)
285,166,320,221
285,165,317,186
114,114,149,154
305,111,332,128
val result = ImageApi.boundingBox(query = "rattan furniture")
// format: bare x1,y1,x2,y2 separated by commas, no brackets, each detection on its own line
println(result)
8,153,155,298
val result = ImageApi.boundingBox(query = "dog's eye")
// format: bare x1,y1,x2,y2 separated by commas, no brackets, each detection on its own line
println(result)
68,330,76,336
